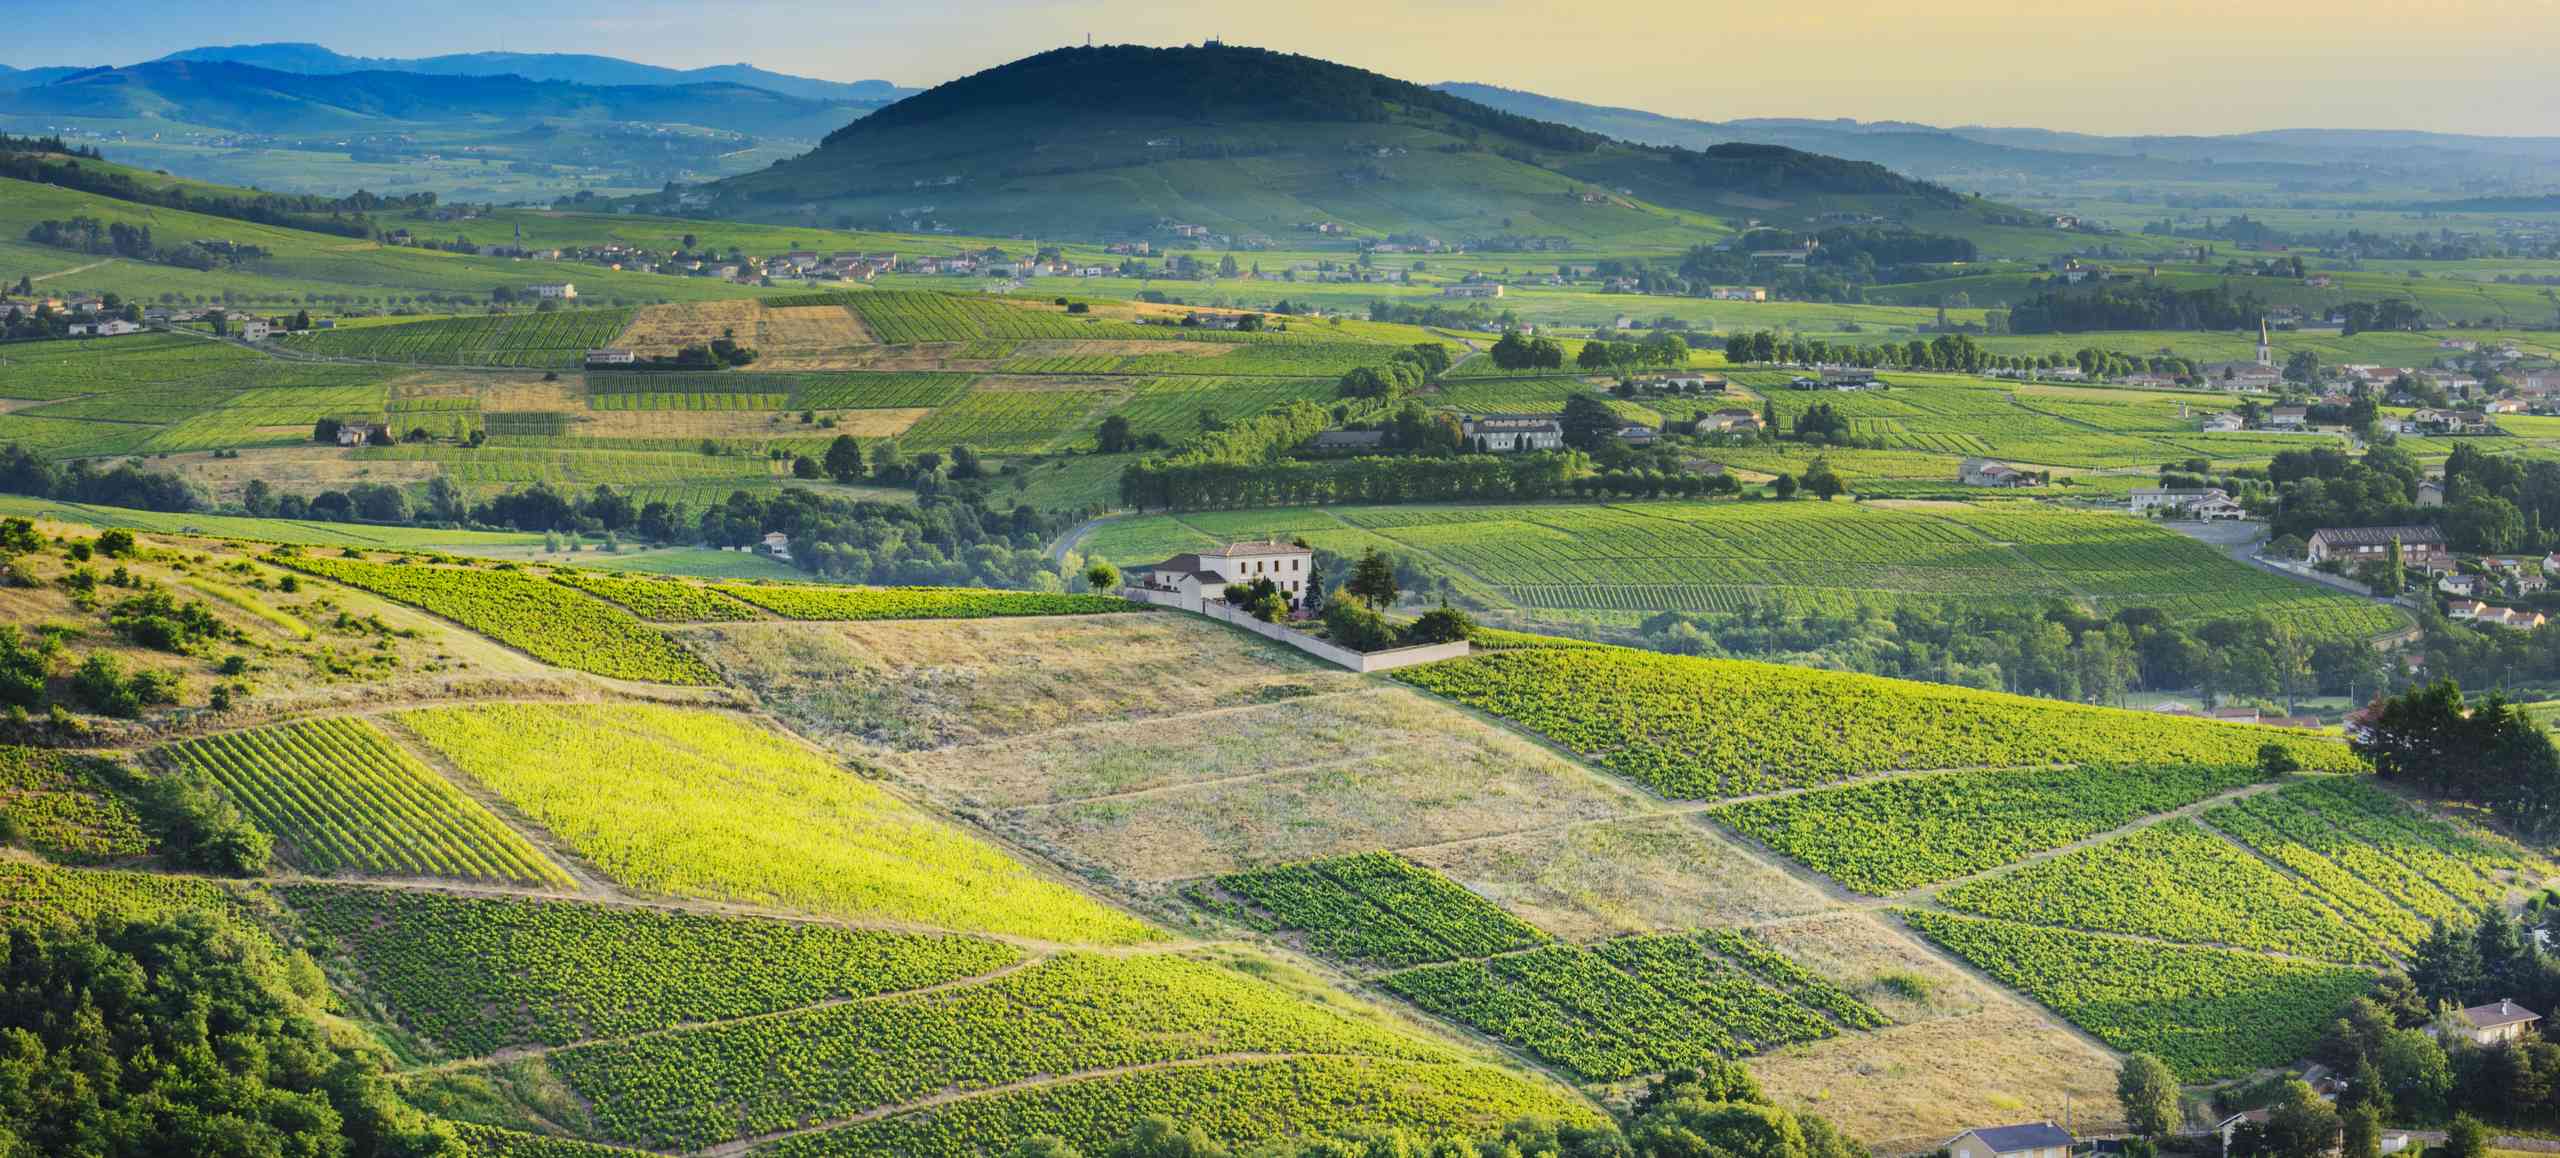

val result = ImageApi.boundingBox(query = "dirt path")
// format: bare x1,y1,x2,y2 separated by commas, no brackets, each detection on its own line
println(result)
30,258,113,283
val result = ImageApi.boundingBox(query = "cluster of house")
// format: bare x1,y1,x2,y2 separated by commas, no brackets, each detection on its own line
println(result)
1947,1002,2542,1158
1440,283,1505,299
1302,412,1662,455
1631,373,1731,395
2303,524,2557,628
2129,487,2247,520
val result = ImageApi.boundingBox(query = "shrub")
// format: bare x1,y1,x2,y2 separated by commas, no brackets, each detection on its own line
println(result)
1323,600,1398,652
1402,605,1474,646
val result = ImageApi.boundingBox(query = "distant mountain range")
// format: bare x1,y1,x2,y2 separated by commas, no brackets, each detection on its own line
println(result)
150,43,916,105
1434,82,2560,190
0,58,871,139
701,43,2010,241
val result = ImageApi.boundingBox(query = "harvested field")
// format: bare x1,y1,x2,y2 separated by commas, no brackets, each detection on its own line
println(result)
574,407,927,441
1749,1006,2121,1153
171,446,444,505
614,300,764,358
479,376,586,414
761,304,874,350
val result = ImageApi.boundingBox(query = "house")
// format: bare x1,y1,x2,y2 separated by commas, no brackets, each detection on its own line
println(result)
1132,541,1315,610
2130,487,2233,515
2418,481,2446,507
1704,408,1763,433
2217,1110,2272,1152
2192,494,2248,520
1305,430,1387,454
2204,412,2248,433
1617,424,1659,447
237,319,273,341
2540,550,2560,577
2268,406,2309,429
334,425,369,446
527,282,577,300
2449,602,2548,631
1441,283,1505,299
1707,286,1768,302
2440,573,2484,597
1822,369,1881,390
2304,526,2448,567
1960,458,2032,487
1462,415,1567,453
1946,1122,2073,1158
2456,1000,2543,1045
585,348,637,366
761,532,792,561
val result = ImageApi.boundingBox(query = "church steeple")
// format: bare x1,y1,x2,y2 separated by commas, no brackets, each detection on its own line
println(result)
2256,318,2272,367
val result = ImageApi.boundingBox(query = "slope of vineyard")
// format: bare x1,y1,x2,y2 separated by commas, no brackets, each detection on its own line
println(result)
396,701,1161,943
280,553,719,684
1393,648,2359,798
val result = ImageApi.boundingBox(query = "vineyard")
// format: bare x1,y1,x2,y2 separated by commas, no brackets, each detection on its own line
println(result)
278,554,720,684
397,702,1160,943
896,385,1112,452
1379,934,1853,1081
1934,820,2390,962
2201,779,2538,931
757,1056,1599,1158
1711,762,2270,894
447,951,1470,1151
281,885,1019,1057
841,292,1130,343
283,310,636,368
549,570,762,621
0,861,240,933
1899,910,2373,1079
1211,852,1552,967
159,718,571,886
446,1123,652,1158
1392,648,2359,798
715,583,1136,621
0,746,150,865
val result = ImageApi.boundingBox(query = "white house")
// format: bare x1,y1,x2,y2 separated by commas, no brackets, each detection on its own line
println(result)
1131,541,1316,611
1947,1122,2073,1158
237,319,273,341
1441,283,1505,299
2268,406,2309,429
527,282,577,300
1462,415,1566,453
2455,999,2542,1045
586,348,637,366
2130,487,2232,515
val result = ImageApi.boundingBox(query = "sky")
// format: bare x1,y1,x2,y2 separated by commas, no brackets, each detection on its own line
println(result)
2,0,2556,137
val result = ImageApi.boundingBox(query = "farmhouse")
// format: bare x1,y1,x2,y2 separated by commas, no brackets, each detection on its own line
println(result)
237,319,273,341
1617,424,1660,447
1959,458,2034,487
1130,541,1315,611
585,348,637,366
1947,1122,2073,1158
527,283,577,300
2304,526,2447,568
2418,482,2446,507
2203,412,2247,433
2267,406,2309,429
1441,283,1505,299
1462,415,1567,452
1704,408,1763,433
2454,1000,2542,1045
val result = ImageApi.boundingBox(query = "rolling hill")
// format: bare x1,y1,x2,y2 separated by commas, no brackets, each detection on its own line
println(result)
154,41,916,104
697,43,2016,245
0,59,861,139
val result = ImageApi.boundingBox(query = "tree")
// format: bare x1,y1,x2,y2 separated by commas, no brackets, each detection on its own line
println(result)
1560,393,1620,453
2261,1081,2344,1158
870,439,906,482
1321,599,1398,651
1403,605,1474,645
791,455,822,479
2444,1114,2491,1158
2116,1053,2183,1137
2412,919,2487,1005
2377,1027,2454,1121
1097,414,1135,454
313,417,343,444
949,444,983,480
1345,548,1399,610
1772,473,1799,499
1085,561,1120,591
1802,457,1847,501
822,435,866,483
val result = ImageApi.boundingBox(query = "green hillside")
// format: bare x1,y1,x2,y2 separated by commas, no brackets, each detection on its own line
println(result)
697,44,2016,245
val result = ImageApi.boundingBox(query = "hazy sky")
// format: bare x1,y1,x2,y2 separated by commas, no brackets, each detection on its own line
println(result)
4,0,2556,136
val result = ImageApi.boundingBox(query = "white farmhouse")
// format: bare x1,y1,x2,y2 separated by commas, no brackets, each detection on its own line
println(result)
1130,541,1315,612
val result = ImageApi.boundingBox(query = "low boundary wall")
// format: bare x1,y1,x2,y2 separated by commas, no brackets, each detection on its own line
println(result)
1120,587,1470,673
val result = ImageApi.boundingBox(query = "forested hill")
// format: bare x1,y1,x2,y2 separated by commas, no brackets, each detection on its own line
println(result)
716,42,1981,240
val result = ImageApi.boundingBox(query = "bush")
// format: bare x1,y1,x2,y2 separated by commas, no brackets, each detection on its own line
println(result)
1402,605,1475,646
1323,600,1399,652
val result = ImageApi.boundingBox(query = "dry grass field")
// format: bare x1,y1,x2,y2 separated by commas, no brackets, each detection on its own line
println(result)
612,300,763,358
171,447,445,506
1405,815,1835,939
760,303,874,349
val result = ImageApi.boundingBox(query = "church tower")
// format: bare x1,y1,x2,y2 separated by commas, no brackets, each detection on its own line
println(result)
2256,318,2272,368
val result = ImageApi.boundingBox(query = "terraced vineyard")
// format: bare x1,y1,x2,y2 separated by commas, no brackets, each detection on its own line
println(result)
282,885,1020,1057
1212,852,1551,967
1380,935,1855,1081
897,385,1112,452
1712,762,2270,894
398,702,1160,942
2202,778,2537,929
715,583,1135,621
1394,648,2358,798
1935,820,2389,961
1900,910,2373,1079
549,570,761,621
0,745,151,864
282,310,635,368
279,554,720,684
160,718,571,886
0,860,240,932
439,951,1481,1151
